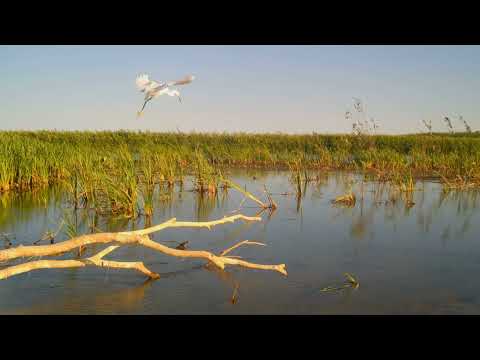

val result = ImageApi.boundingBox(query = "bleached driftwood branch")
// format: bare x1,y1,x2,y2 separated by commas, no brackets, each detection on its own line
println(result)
0,245,160,280
0,214,287,280
0,214,260,262
220,240,266,257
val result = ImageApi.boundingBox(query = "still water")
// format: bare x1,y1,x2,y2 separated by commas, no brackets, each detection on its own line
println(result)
1,170,480,314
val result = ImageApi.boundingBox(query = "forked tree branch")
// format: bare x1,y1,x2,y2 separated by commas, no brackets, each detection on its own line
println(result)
0,214,287,280
0,214,261,262
0,245,160,280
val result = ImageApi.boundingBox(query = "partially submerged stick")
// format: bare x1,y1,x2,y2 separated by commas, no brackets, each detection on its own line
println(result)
222,178,271,209
0,214,287,280
263,184,278,209
320,273,359,292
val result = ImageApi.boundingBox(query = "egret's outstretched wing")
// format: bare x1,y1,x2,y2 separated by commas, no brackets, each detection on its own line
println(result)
136,73,151,92
167,75,195,87
136,73,165,93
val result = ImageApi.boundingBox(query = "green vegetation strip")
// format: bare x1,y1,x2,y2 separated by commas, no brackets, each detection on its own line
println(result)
0,131,479,216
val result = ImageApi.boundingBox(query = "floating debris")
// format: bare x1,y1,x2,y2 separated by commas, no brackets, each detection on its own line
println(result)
175,241,189,250
344,273,359,289
320,273,359,292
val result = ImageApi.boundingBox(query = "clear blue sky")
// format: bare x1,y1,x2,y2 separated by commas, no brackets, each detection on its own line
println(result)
1,45,479,134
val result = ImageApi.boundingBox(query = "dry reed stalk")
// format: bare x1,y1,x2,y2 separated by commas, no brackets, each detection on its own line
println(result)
221,178,272,209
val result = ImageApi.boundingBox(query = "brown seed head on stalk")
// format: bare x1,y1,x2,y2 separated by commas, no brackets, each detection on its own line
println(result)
444,116,454,133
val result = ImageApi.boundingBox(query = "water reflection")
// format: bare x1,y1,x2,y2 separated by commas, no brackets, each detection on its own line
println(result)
2,171,480,314
8,278,156,314
2,172,479,244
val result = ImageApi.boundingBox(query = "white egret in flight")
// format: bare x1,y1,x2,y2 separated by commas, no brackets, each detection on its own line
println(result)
135,73,195,117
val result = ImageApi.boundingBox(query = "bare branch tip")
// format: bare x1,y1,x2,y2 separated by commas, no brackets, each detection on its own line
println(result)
278,264,288,276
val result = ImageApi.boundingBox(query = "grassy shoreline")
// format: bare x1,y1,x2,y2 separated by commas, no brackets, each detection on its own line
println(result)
1,130,479,214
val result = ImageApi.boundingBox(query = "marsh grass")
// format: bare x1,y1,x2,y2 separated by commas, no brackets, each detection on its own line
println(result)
138,149,156,217
1,130,480,217
62,210,78,240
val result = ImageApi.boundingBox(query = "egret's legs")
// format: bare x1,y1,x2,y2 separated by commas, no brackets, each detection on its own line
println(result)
137,98,151,117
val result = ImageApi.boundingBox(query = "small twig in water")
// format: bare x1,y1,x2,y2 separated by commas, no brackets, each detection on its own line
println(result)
320,273,360,292
231,283,239,304
175,241,189,250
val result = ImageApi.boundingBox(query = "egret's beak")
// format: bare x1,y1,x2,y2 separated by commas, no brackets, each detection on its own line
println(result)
137,111,143,118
